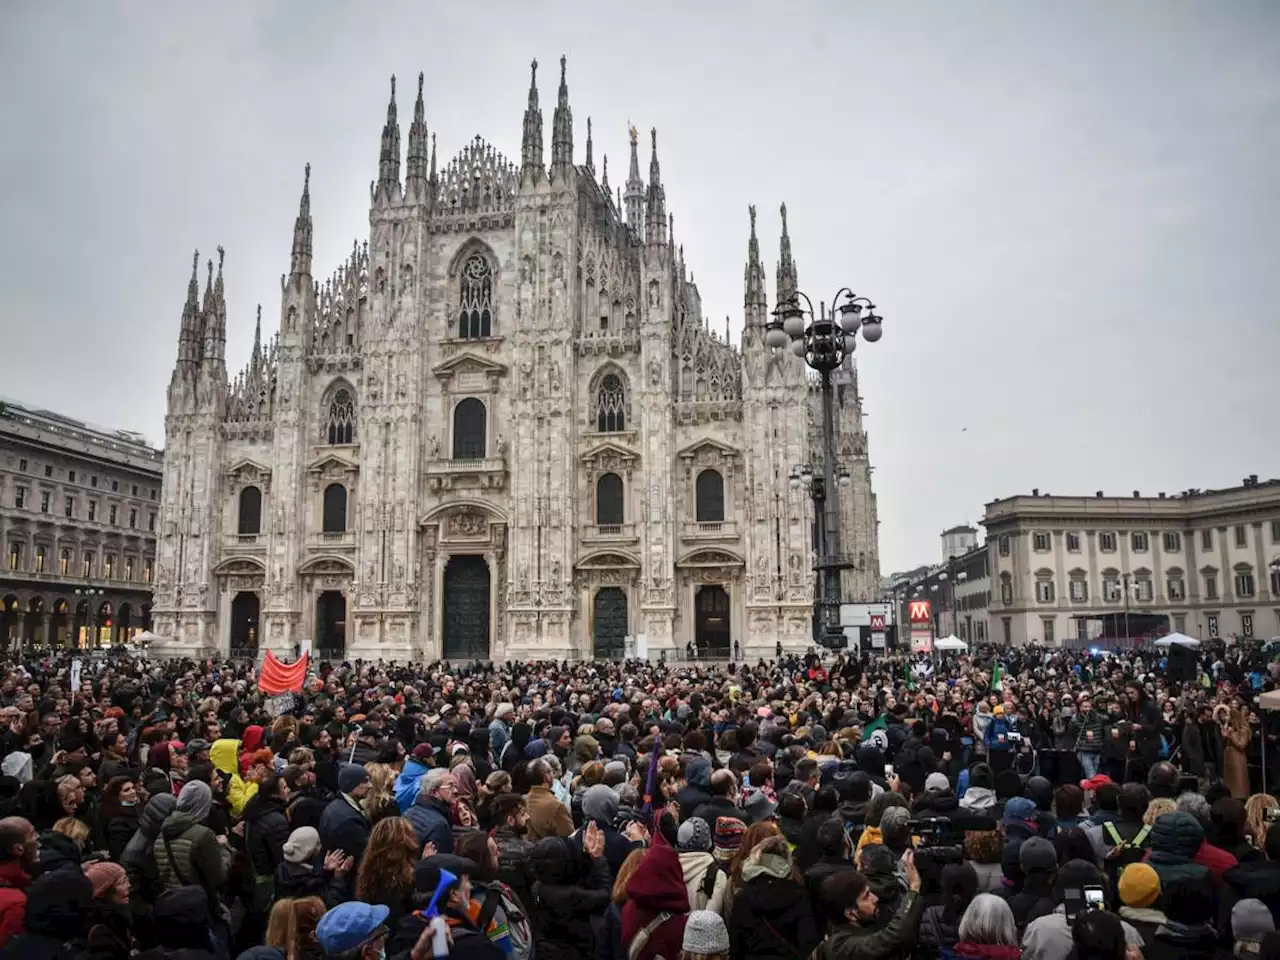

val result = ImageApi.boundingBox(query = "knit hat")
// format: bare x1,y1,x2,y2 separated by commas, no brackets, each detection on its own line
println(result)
925,772,951,793
1233,899,1275,943
1118,862,1161,909
683,910,730,955
83,861,126,899
713,816,746,862
338,762,370,795
677,818,712,853
283,826,322,864
743,790,777,824
1019,837,1057,874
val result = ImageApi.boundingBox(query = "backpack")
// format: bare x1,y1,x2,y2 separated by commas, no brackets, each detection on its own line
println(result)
1104,822,1151,861
476,879,535,960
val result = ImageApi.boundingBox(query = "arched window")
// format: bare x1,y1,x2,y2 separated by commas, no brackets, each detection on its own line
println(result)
452,398,487,460
458,255,493,339
238,486,262,535
695,469,725,522
596,473,624,525
596,374,626,432
326,388,355,445
322,484,347,533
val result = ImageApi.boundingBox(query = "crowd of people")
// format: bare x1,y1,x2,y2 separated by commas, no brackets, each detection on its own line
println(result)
2,641,1280,960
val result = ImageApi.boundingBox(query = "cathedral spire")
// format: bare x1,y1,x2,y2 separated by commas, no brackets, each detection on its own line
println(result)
406,72,430,200
645,128,667,247
585,117,594,175
520,59,544,184
178,249,201,366
777,202,798,304
290,163,313,280
377,75,401,198
550,55,574,178
744,204,767,313
202,246,227,370
430,132,437,184
250,304,262,376
624,124,645,234
600,154,609,194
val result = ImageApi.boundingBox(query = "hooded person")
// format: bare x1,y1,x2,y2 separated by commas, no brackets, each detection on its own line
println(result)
676,818,727,914
803,819,855,929
208,737,257,819
677,757,713,824
153,780,233,902
0,861,93,960
120,792,177,928
273,825,347,906
579,784,641,876
1146,811,1211,901
960,763,998,816
135,885,218,960
395,744,434,814
622,843,691,960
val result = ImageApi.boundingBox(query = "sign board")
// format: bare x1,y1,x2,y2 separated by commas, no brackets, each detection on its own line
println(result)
908,600,933,626
70,659,83,692
840,603,892,628
871,631,886,649
264,692,296,717
636,633,649,660
911,631,934,654
869,614,885,631
624,635,637,659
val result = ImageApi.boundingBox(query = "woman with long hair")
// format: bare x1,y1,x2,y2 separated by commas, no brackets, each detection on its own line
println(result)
722,821,779,917
920,862,980,955
265,896,327,960
1245,794,1279,849
354,816,420,930
362,762,401,825
450,760,480,831
455,829,534,960
727,836,818,960
97,775,143,861
1225,707,1252,799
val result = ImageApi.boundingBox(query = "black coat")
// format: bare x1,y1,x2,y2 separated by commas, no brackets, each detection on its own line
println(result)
390,909,504,960
1143,926,1234,960
531,858,612,960
241,793,291,876
728,875,820,960
104,810,140,862
273,859,347,907
804,857,854,930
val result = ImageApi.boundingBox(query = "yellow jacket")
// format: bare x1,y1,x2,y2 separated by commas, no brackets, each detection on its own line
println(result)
210,738,258,818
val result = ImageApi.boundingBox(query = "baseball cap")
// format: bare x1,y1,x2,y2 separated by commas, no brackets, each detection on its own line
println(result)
316,902,390,955
179,739,211,756
1079,774,1114,792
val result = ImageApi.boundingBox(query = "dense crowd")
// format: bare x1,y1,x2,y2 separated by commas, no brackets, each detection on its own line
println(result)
2,642,1280,960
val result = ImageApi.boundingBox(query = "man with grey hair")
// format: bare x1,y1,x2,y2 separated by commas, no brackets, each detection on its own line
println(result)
406,768,455,853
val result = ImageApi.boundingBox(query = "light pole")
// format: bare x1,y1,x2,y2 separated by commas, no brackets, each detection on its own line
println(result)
770,288,883,649
938,555,969,640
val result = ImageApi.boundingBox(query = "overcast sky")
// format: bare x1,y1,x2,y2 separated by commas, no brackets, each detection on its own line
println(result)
2,2,1277,574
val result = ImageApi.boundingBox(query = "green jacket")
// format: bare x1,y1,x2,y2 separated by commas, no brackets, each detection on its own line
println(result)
813,891,922,960
153,811,232,897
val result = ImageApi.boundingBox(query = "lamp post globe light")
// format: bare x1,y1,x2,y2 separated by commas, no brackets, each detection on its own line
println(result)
769,288,883,649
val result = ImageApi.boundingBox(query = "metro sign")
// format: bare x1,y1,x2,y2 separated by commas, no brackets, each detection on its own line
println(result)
869,614,886,631
908,600,932,625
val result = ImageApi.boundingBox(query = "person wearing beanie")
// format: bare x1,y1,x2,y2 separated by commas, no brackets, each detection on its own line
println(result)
729,835,820,960
1233,899,1275,954
677,818,726,913
154,780,233,901
1005,837,1057,932
1144,873,1222,960
682,910,730,958
82,861,133,955
275,826,351,906
713,817,746,865
320,763,373,872
1117,863,1165,946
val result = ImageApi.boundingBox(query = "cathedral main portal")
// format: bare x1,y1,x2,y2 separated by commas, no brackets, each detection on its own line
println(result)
442,555,491,660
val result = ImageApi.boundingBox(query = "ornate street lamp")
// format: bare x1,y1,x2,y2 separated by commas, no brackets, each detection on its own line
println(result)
771,289,883,648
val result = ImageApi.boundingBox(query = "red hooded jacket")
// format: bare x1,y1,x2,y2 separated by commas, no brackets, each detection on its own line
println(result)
621,843,690,960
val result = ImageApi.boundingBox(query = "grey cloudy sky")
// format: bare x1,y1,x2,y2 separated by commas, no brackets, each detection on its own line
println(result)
1,1,1277,574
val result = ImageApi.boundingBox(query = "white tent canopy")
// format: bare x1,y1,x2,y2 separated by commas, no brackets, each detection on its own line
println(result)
1154,633,1200,648
934,635,968,651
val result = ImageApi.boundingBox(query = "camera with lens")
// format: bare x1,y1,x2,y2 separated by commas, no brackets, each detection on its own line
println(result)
1265,807,1280,824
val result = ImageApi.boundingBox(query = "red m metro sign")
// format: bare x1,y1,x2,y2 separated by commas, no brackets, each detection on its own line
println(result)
869,614,885,631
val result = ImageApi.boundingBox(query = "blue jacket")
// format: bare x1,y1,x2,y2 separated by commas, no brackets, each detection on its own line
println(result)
396,758,431,813
489,718,511,763
319,794,371,863
406,794,454,853
985,717,1013,750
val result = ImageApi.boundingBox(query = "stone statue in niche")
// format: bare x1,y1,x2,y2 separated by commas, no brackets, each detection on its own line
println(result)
549,362,561,394
496,434,508,457
647,357,662,388
428,434,440,458
520,360,533,398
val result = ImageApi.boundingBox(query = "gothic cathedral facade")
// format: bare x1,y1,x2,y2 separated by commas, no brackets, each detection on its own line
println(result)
151,62,880,661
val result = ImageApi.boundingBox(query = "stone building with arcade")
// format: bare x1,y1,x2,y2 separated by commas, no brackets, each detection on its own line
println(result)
0,398,161,651
151,60,881,661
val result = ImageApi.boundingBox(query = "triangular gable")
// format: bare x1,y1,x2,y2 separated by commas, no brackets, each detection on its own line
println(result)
431,352,509,381
306,452,359,476
676,438,741,460
580,440,639,464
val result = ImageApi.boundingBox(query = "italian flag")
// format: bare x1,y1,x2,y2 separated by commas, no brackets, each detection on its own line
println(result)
992,662,1004,692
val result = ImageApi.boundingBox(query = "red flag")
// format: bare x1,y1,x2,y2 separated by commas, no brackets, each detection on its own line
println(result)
258,651,309,694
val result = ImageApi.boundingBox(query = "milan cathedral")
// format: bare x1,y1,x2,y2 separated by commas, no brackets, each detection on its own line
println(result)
151,59,880,661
